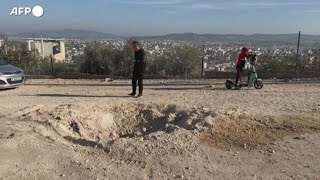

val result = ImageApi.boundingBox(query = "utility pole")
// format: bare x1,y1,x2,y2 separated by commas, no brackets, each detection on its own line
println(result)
201,45,205,78
296,31,301,78
41,35,45,59
4,44,7,55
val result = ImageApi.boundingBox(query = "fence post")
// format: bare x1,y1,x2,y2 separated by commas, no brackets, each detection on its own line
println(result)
201,45,205,78
50,54,54,75
296,31,301,78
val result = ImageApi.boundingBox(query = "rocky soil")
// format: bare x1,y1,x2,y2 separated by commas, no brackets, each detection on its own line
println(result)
0,79,319,180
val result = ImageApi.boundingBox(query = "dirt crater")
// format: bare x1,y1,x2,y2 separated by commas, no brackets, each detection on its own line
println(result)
14,104,320,150
15,104,215,141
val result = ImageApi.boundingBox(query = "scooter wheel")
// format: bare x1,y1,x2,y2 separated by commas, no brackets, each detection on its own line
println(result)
226,80,233,90
254,80,263,89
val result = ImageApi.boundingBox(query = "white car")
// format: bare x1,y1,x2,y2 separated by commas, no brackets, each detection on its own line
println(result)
0,59,26,89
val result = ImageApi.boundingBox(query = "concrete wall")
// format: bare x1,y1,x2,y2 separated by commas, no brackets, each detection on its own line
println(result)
54,41,65,62
33,40,66,62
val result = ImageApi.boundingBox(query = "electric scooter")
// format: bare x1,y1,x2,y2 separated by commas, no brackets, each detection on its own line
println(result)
226,55,263,90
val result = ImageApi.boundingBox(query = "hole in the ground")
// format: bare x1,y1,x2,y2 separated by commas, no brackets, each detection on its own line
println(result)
17,104,320,150
23,104,215,143
109,104,215,139
69,120,80,134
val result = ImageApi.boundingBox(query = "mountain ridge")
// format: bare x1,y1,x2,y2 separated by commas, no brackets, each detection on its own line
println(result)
2,30,320,46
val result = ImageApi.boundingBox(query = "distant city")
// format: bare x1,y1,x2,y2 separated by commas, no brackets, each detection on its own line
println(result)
1,29,319,72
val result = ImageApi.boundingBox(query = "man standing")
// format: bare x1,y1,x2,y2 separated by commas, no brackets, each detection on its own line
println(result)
129,41,146,97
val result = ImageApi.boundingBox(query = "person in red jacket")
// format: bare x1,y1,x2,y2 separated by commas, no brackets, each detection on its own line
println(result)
235,47,249,87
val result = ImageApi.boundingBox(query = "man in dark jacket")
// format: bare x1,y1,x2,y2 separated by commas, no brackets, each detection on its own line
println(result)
129,41,146,97
235,47,249,87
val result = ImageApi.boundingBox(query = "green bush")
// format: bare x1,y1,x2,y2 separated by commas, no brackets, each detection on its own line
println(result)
148,46,202,77
257,51,296,77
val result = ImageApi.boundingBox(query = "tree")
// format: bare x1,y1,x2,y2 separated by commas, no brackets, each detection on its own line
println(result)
0,39,41,74
78,40,202,77
80,39,135,77
257,50,296,77
80,42,111,75
148,45,202,77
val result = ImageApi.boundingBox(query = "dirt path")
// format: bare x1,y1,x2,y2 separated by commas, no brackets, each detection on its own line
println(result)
0,79,320,179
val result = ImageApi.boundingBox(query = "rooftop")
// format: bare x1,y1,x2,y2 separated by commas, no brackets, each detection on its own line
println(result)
8,37,65,41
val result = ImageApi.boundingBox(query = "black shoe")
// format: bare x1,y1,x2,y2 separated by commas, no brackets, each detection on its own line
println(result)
128,93,136,96
136,94,143,98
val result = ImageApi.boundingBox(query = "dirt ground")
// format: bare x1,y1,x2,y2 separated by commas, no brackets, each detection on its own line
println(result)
0,79,320,180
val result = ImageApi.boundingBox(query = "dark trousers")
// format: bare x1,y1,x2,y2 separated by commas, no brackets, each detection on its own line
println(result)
132,73,144,94
235,62,245,85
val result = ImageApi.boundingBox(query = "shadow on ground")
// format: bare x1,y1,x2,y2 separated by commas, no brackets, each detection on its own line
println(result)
26,83,218,87
64,136,104,149
0,88,16,92
21,94,130,98
152,87,227,91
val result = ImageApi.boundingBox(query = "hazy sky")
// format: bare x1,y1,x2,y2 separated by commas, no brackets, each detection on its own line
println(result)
0,0,320,35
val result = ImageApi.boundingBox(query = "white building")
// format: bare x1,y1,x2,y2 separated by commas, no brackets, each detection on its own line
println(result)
24,38,66,62
3,38,66,62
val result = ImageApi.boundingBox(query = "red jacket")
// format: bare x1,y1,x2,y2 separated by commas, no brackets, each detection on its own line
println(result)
237,48,249,65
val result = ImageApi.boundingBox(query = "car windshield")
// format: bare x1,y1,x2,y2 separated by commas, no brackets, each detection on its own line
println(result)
0,59,7,65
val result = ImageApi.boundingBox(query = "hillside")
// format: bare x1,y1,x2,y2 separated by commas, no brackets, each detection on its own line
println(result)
2,29,120,39
142,33,320,47
2,30,320,47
